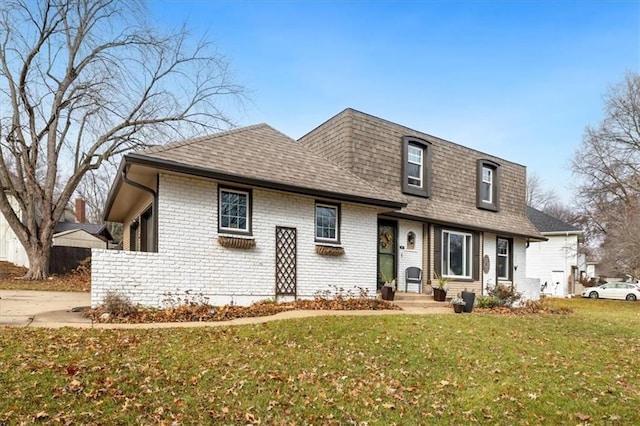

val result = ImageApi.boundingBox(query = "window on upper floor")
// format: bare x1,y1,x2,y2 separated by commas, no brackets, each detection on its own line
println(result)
402,137,431,198
315,202,340,243
477,159,500,211
219,187,252,235
497,237,512,281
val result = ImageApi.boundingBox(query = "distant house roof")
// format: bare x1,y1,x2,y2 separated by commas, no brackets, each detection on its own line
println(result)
105,124,407,221
526,206,582,234
54,222,113,241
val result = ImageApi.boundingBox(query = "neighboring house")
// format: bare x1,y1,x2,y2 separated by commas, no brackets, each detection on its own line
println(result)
52,223,113,249
0,197,112,267
526,206,584,297
92,108,544,308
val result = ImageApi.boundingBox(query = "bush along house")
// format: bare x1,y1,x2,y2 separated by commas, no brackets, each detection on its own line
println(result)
92,109,544,308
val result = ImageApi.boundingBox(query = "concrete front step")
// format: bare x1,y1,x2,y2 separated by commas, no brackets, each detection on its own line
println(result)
380,291,450,308
393,299,449,309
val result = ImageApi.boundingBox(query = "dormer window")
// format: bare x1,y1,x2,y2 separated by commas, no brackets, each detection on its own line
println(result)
477,159,500,211
402,137,431,198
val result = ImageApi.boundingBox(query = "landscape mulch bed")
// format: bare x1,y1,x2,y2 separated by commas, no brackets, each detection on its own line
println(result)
85,298,402,324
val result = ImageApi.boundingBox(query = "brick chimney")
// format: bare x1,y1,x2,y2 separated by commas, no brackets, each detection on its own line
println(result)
75,198,86,223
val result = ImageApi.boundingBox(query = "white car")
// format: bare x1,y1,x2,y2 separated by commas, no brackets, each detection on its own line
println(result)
582,282,640,301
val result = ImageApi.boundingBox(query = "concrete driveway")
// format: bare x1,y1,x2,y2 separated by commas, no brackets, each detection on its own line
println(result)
0,290,91,327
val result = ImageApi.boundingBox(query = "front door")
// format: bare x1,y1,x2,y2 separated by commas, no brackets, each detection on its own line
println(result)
377,220,397,290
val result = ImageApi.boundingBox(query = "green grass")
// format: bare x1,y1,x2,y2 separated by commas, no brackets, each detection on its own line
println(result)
1,298,639,425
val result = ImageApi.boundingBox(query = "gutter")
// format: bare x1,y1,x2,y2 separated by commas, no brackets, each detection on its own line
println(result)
122,164,158,252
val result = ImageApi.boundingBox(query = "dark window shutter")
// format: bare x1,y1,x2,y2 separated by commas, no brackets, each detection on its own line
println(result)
473,232,480,281
434,227,442,277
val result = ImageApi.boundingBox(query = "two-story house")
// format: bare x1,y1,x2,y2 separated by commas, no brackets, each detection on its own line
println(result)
92,109,543,308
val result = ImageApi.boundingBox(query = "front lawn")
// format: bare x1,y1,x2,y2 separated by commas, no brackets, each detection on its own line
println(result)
1,298,639,424
0,261,89,292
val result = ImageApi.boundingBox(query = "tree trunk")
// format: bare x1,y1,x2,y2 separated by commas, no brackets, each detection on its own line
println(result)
24,244,50,280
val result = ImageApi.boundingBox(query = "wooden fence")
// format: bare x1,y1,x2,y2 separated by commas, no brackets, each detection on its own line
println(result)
49,246,91,275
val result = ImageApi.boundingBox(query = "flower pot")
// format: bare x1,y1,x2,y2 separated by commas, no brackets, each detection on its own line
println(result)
461,291,475,313
453,304,464,313
433,287,446,302
381,286,395,301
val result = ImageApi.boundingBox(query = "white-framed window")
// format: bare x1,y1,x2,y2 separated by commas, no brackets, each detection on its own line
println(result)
219,187,251,234
442,230,472,279
315,202,339,242
407,144,423,188
402,137,431,198
481,166,493,204
497,238,510,280
476,159,500,211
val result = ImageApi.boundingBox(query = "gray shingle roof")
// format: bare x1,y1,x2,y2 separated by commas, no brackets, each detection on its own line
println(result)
132,124,406,208
54,222,113,240
526,206,582,233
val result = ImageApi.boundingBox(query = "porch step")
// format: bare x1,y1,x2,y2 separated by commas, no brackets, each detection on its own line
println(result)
382,291,449,309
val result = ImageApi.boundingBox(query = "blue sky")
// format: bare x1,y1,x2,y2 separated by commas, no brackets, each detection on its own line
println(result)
151,1,639,203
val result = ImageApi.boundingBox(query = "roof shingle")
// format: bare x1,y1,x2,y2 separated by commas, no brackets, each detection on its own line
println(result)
526,206,582,233
133,124,406,208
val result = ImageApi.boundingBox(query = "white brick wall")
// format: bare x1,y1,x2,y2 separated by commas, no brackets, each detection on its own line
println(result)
92,174,379,307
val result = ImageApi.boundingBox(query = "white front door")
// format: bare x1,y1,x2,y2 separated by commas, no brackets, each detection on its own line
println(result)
551,270,565,296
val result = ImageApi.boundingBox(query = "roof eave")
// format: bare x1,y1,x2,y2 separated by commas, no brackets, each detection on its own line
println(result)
102,159,128,222
125,153,407,210
386,212,548,241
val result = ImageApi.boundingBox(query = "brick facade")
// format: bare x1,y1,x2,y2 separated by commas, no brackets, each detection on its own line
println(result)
92,174,379,307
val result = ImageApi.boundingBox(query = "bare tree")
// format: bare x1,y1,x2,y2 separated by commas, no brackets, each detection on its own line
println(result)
0,0,244,279
526,172,559,210
572,72,640,275
76,165,123,242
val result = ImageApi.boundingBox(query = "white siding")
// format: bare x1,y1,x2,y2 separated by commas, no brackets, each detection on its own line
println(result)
397,220,423,293
482,233,497,292
92,174,379,307
483,234,537,300
0,195,28,267
526,234,579,297
53,230,107,249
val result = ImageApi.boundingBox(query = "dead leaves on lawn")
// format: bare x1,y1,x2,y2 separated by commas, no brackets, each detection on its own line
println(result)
85,298,401,324
0,261,90,292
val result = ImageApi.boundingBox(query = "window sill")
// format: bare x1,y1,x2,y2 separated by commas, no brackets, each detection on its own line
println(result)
218,236,256,249
477,203,499,212
315,245,345,257
443,277,474,282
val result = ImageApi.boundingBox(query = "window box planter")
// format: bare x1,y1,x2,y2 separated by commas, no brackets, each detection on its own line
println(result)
218,236,256,249
315,245,345,256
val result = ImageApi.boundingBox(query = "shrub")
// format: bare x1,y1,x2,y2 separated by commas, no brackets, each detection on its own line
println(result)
475,295,501,309
484,283,523,308
103,291,137,316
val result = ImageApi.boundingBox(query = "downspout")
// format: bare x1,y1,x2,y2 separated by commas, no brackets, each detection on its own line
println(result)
122,165,158,252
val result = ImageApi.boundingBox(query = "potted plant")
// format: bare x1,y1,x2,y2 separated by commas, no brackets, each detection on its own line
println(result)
432,273,448,302
451,296,466,313
380,272,396,301
461,288,476,313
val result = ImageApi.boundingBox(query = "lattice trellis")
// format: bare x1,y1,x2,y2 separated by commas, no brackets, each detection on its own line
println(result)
275,227,297,296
